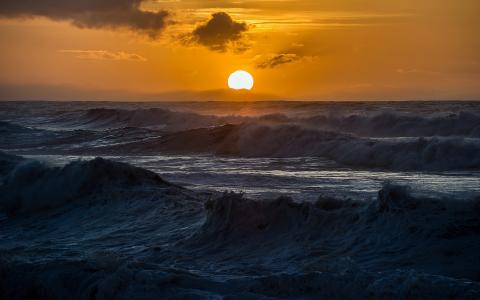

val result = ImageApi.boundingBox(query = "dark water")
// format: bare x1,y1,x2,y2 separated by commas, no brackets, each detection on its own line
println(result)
1,101,479,299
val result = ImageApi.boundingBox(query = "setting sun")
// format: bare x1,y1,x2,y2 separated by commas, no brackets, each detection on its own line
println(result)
228,70,254,90
0,1,479,298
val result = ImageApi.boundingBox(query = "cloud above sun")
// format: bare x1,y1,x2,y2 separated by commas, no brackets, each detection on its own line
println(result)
186,12,250,53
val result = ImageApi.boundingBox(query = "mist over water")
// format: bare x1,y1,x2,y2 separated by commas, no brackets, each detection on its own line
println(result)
1,101,480,299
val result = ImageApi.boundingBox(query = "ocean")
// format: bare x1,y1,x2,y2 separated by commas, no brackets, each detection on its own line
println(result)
1,101,479,299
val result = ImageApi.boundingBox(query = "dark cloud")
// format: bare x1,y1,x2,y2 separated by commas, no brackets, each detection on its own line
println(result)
189,12,249,52
256,53,301,69
0,0,169,37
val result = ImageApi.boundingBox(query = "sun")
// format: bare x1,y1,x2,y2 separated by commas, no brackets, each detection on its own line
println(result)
228,70,254,90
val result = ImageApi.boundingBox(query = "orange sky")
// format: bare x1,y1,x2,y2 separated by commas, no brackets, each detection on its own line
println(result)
0,0,479,101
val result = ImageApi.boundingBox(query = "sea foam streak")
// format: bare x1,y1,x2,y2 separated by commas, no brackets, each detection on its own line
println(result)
2,120,480,171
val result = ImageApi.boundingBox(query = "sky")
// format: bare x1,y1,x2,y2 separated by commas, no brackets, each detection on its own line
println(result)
0,0,479,101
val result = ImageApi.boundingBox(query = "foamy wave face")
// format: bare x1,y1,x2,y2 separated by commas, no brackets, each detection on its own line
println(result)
2,102,480,298
1,159,479,299
2,103,480,172
55,108,480,137
4,122,479,171
121,123,479,171
2,119,480,171
188,183,480,281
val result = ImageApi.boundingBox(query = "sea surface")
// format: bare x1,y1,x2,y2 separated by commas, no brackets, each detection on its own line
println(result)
1,101,479,299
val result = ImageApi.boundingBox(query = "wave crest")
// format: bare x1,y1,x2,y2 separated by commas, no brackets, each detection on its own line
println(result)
148,123,480,171
304,111,480,137
0,157,172,215
56,108,241,132
190,183,480,280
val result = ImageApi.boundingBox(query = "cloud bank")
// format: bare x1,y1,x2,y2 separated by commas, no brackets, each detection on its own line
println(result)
0,0,169,37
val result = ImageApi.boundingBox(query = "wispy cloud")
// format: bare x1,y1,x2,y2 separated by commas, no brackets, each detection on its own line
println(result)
256,53,300,69
60,50,147,62
255,53,317,69
396,68,440,76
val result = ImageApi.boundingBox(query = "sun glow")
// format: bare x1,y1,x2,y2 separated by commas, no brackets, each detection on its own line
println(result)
228,70,254,90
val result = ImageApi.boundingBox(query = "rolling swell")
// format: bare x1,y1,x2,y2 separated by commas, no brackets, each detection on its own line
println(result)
4,120,479,171
0,154,479,298
3,107,480,172
0,151,23,179
0,121,35,134
2,259,479,299
2,102,480,298
302,111,480,137
190,184,480,281
52,108,245,131
41,108,480,137
108,123,480,171
0,154,175,215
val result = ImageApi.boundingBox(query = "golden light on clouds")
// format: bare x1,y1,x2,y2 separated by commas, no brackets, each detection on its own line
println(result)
0,0,479,100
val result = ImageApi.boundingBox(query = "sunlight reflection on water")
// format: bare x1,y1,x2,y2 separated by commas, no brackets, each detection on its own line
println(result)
25,154,480,201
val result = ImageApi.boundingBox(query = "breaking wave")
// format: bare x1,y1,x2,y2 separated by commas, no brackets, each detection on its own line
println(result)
109,123,480,171
0,153,174,215
0,154,479,298
44,108,480,138
0,174,479,298
50,108,245,131
3,119,480,171
2,101,480,298
190,183,480,281
0,121,34,134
